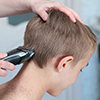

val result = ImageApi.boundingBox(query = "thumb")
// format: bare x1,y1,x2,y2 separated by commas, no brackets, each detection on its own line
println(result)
37,9,48,21
0,53,7,59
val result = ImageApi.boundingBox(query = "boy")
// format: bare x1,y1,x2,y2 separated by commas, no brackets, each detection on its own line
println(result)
0,8,97,100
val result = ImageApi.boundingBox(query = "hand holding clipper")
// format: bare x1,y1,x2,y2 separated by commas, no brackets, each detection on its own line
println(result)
0,47,35,77
2,47,35,65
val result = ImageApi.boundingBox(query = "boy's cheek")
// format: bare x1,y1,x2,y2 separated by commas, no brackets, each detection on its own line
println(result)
69,72,80,85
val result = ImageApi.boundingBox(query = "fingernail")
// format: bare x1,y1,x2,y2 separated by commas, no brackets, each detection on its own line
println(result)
44,15,48,21
1,53,7,57
73,18,76,22
3,53,7,56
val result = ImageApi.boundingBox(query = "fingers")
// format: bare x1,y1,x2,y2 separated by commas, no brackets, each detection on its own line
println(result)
31,1,49,21
0,68,8,77
0,53,7,59
50,1,84,24
51,2,76,22
37,8,48,21
59,7,76,23
66,7,85,24
31,1,84,24
0,60,15,77
0,60,15,71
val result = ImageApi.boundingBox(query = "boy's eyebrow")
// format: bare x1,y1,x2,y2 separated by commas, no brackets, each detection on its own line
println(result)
80,63,89,72
86,63,89,67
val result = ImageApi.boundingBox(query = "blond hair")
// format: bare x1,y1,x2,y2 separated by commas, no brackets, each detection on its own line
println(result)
22,8,97,67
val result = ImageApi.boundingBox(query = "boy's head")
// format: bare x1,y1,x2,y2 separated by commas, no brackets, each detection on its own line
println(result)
23,8,97,67
22,8,97,96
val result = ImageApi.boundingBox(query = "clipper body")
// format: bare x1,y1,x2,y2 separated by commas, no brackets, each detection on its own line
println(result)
2,47,35,65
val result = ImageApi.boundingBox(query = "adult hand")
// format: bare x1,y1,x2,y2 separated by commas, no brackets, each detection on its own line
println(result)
30,0,84,24
0,0,84,24
0,53,15,77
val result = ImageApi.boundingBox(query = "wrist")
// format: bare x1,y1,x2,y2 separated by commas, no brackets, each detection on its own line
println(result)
14,0,32,13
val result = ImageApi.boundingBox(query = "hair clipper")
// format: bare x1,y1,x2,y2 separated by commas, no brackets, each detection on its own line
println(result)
1,47,35,65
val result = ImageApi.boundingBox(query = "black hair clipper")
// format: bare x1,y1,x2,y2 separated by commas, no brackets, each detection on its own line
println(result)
1,47,35,65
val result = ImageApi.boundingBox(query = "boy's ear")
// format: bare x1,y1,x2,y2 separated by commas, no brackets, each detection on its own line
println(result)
57,56,74,73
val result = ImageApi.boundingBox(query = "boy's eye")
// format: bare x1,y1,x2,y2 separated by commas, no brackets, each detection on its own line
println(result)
86,63,89,66
80,63,89,72
80,69,83,72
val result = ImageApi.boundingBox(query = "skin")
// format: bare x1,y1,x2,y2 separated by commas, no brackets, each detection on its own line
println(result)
0,53,92,100
0,0,84,77
0,0,84,23
0,53,15,77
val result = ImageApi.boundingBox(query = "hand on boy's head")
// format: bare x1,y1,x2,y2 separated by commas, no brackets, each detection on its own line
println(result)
0,0,84,24
30,0,84,24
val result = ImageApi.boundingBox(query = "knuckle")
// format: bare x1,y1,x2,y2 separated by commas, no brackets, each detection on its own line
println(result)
10,65,15,71
54,1,61,5
36,7,43,14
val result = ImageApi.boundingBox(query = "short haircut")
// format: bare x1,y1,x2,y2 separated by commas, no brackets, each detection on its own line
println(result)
22,8,97,67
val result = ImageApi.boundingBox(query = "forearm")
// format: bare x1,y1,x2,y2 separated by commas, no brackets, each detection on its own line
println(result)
0,0,32,17
0,0,84,23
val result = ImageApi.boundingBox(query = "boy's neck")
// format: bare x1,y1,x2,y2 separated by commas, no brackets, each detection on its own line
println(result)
2,61,50,100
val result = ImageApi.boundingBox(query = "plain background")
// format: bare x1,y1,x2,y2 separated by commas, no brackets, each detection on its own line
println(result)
0,0,100,100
